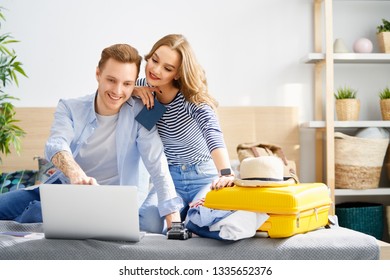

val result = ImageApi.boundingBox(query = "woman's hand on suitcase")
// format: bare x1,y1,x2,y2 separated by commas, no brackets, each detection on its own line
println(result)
211,175,235,190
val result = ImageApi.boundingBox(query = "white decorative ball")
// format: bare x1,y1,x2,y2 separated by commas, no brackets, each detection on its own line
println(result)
353,38,373,53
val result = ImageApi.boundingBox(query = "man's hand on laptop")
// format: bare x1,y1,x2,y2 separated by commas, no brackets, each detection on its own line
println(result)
71,176,99,185
67,171,99,185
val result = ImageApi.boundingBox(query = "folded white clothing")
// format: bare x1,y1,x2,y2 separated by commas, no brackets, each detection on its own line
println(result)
209,210,269,241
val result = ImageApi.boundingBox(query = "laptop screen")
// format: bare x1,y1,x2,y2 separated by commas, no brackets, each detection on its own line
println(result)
40,184,141,242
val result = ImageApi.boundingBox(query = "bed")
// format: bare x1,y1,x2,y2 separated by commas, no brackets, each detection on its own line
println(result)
1,107,389,260
0,220,381,260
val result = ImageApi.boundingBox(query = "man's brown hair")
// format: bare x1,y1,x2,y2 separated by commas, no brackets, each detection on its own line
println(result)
98,44,142,77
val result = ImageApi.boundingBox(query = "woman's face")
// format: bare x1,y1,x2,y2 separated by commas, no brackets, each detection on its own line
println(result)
145,45,181,87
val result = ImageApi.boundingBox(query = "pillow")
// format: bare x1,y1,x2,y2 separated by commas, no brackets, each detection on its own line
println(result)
35,156,56,184
0,170,38,194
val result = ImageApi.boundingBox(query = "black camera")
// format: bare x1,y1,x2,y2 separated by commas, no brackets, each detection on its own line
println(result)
167,222,192,240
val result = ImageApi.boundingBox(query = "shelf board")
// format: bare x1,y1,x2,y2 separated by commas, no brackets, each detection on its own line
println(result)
301,120,390,128
335,188,390,196
303,53,390,64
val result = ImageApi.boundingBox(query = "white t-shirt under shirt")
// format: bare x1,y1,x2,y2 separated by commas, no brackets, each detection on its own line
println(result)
75,113,119,185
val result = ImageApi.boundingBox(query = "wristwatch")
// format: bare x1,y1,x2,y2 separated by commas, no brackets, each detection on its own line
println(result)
220,168,233,176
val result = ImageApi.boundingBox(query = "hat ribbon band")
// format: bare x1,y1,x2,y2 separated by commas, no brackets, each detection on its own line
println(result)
242,177,283,181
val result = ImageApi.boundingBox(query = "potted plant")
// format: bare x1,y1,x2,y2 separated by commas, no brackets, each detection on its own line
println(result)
334,86,360,121
0,7,28,167
379,86,390,120
377,18,390,53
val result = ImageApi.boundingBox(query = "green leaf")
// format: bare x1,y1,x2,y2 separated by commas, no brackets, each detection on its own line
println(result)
334,86,358,99
379,86,390,99
12,61,27,78
377,18,390,33
0,6,28,164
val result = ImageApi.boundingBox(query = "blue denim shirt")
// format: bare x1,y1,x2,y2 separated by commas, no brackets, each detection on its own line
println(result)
45,93,183,217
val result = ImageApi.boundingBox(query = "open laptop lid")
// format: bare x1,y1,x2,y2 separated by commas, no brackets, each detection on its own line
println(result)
40,184,142,242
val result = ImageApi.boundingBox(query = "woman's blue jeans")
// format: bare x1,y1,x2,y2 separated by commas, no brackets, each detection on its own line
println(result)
139,160,218,232
170,160,218,219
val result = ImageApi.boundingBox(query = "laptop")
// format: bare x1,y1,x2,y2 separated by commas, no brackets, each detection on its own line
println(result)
40,184,143,242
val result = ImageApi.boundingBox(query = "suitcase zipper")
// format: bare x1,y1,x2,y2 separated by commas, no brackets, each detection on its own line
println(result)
296,205,325,228
314,208,318,221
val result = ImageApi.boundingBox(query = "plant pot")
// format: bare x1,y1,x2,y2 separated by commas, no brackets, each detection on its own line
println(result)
377,32,390,53
335,99,360,121
380,99,390,120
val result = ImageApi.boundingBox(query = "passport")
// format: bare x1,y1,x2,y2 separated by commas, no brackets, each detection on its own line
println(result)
135,98,167,131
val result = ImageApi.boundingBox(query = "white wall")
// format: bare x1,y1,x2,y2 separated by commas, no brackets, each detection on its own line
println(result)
2,0,313,110
2,0,389,182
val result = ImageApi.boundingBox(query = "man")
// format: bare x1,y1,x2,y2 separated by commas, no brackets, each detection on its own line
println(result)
0,44,182,233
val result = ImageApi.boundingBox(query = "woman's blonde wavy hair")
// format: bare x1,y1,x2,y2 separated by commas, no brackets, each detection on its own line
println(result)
145,34,218,109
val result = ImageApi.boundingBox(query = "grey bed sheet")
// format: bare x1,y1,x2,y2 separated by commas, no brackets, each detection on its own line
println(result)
0,221,379,260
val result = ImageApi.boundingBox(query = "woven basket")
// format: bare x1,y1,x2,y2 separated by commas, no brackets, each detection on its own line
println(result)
336,202,384,240
380,99,390,120
335,99,360,121
335,132,389,189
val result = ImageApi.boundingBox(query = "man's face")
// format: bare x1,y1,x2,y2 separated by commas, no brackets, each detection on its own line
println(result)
95,58,137,115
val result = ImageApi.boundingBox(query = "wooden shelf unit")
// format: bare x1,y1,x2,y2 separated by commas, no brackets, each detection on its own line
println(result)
306,0,390,203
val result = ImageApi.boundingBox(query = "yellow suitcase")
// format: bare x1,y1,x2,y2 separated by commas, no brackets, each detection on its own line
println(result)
203,183,332,238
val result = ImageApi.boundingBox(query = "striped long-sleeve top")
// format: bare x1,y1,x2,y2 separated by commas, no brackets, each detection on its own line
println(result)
136,78,226,165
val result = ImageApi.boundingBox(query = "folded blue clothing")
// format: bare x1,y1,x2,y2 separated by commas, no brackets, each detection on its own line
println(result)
185,220,225,240
186,205,233,227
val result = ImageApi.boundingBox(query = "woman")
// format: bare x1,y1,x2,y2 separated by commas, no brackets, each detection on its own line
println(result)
134,34,234,220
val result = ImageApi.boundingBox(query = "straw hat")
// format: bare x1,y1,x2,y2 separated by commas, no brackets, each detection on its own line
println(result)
234,156,295,187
